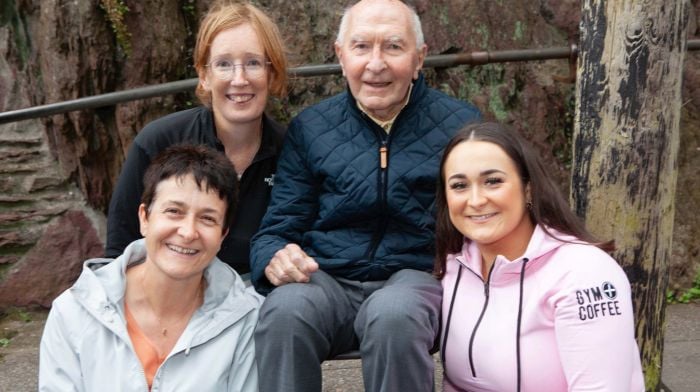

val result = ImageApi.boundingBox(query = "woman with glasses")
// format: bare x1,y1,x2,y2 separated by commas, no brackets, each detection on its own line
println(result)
106,2,287,274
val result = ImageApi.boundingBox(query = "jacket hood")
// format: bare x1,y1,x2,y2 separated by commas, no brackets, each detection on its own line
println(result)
70,239,260,352
455,225,577,284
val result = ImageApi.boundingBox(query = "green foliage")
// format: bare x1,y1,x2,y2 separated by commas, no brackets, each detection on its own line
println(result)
513,21,524,41
16,310,32,323
643,351,662,392
549,89,576,170
0,263,13,282
99,0,131,57
0,324,16,349
0,308,32,349
667,269,700,304
0,0,14,26
488,83,508,121
475,24,490,49
0,0,31,67
0,244,35,280
181,0,196,17
0,308,33,324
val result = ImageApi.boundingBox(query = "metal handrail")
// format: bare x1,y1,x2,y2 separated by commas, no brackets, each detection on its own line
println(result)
1,39,699,125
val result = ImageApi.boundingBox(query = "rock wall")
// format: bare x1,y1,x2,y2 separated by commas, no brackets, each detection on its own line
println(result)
0,0,698,307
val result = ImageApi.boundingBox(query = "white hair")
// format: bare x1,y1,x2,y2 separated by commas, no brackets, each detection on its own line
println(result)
336,2,425,48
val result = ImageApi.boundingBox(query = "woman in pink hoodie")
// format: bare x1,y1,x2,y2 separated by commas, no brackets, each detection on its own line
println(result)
435,122,644,391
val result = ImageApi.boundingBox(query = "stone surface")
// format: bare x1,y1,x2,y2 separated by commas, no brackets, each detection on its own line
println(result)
0,309,47,392
0,209,105,308
0,303,697,391
660,302,700,392
670,48,700,291
321,354,444,391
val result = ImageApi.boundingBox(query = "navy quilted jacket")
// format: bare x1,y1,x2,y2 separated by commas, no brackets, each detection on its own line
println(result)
250,74,480,293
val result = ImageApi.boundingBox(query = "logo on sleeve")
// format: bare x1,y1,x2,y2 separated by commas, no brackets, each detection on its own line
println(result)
602,281,617,299
575,282,622,321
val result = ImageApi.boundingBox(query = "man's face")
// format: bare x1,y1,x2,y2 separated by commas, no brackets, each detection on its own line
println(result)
335,0,426,121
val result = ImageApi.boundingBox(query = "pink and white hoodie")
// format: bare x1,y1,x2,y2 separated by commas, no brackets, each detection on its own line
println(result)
441,225,644,392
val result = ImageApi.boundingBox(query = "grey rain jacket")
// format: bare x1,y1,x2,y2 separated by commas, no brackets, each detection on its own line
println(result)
39,239,262,392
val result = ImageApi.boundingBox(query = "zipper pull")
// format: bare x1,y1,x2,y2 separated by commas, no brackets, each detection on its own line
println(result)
380,145,388,169
484,260,495,297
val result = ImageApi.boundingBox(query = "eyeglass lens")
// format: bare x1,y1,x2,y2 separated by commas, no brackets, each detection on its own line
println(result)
209,57,268,80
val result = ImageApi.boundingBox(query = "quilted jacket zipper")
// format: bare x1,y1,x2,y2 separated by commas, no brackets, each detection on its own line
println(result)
361,104,407,265
367,135,389,263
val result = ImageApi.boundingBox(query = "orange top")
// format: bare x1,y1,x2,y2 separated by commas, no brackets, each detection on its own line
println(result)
125,303,167,389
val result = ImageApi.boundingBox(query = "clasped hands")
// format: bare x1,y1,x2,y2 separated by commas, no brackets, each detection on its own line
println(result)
264,243,319,286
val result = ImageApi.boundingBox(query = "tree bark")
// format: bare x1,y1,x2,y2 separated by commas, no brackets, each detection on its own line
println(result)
573,1,689,390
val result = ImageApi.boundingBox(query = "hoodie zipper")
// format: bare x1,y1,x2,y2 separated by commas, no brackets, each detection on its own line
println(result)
467,259,496,378
515,257,529,392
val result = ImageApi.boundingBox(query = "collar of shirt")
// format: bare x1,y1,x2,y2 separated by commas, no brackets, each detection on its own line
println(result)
356,83,413,133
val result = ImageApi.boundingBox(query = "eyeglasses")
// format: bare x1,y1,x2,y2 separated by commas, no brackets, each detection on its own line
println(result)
206,58,271,80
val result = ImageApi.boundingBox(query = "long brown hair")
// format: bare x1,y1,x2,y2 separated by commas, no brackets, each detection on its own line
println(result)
434,122,613,279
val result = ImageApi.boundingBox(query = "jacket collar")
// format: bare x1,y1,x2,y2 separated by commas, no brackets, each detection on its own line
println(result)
202,106,285,164
345,72,428,123
454,225,570,284
254,113,285,163
70,239,259,344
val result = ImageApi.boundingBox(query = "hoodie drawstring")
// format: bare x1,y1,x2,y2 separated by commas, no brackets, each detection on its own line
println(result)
444,257,529,389
515,257,529,392
441,265,463,383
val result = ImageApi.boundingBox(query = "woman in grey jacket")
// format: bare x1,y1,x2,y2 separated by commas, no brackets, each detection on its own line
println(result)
39,145,261,391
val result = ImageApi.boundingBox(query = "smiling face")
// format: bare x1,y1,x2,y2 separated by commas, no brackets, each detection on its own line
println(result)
335,0,426,121
200,23,269,129
138,174,228,283
443,140,534,261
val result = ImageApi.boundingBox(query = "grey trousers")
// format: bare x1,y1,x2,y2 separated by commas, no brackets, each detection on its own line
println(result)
254,268,442,392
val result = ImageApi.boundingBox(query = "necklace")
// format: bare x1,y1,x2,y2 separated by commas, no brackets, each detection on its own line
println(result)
225,121,263,176
140,270,203,337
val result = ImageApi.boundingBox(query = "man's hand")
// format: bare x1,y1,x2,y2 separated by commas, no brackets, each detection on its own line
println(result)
264,243,319,286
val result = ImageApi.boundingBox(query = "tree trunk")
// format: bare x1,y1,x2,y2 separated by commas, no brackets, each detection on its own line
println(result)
573,1,689,390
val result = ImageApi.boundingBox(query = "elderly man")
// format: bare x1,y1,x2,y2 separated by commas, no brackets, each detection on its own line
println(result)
250,0,480,390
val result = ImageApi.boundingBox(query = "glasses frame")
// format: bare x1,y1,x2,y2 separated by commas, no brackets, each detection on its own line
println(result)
205,59,272,81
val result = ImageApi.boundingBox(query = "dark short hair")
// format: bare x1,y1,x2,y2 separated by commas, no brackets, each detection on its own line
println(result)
434,122,613,278
141,144,238,232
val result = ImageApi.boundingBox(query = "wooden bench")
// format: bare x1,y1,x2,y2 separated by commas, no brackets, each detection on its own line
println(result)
329,350,361,360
